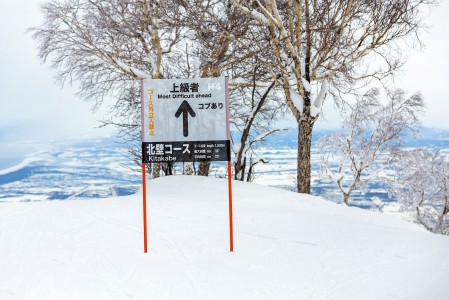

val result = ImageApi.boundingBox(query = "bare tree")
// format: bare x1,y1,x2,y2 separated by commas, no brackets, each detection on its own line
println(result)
167,0,284,178
31,0,183,98
174,0,267,176
319,89,424,205
391,149,449,235
30,0,185,177
31,0,286,182
233,0,436,193
230,67,285,181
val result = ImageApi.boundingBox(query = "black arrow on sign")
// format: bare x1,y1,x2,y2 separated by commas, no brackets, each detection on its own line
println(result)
175,100,196,137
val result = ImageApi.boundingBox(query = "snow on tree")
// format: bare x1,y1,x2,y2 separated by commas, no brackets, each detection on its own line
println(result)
30,0,184,98
30,0,187,178
230,67,286,181
31,0,287,181
318,89,424,206
391,149,449,235
233,0,436,193
173,0,261,177
31,0,435,186
26,1,216,175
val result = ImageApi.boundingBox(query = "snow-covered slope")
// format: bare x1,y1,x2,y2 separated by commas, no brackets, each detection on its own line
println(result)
1,176,448,300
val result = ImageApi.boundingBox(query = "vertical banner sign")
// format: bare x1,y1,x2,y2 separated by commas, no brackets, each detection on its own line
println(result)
140,77,233,252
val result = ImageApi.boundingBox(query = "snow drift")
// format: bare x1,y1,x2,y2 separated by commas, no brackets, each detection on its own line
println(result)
1,176,448,299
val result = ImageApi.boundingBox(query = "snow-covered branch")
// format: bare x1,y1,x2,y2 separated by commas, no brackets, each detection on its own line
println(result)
312,80,329,117
115,60,151,80
318,88,424,205
391,148,449,235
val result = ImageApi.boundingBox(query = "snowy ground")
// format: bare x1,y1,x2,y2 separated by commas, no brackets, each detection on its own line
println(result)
1,176,448,300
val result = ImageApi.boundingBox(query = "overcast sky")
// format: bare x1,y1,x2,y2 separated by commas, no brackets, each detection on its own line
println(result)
0,0,448,144
0,1,113,143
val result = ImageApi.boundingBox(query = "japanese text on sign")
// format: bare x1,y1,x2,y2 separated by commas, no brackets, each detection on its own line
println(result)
141,77,229,162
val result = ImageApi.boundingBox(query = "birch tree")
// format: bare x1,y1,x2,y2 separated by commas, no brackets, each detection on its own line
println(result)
166,0,282,178
233,0,435,193
391,149,449,235
30,0,183,177
174,0,267,176
32,0,285,181
319,89,424,205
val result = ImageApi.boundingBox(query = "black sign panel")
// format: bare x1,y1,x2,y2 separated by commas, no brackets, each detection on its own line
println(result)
142,140,231,163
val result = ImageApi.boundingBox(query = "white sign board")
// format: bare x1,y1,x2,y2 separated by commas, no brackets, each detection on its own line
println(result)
141,77,230,163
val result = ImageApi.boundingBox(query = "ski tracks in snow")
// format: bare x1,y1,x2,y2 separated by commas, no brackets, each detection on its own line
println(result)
1,177,449,299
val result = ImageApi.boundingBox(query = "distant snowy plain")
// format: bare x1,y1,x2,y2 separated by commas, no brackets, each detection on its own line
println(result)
1,176,448,299
0,138,140,202
1,129,449,212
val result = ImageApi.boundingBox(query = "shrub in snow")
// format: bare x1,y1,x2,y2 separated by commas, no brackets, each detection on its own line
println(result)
318,88,424,205
391,148,449,235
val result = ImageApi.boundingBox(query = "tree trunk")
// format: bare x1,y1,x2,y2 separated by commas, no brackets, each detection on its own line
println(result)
163,162,173,176
297,118,314,194
183,162,194,175
234,156,246,181
198,161,211,176
342,193,350,206
246,156,255,182
234,129,250,181
152,163,161,178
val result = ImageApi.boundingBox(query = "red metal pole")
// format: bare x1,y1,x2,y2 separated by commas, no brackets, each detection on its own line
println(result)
142,163,148,253
140,79,148,253
224,77,234,252
227,160,234,252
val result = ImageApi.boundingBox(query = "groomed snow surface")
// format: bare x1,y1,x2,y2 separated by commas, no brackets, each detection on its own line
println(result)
1,176,448,300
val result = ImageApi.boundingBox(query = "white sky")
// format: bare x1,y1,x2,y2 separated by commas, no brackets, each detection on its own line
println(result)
0,1,114,142
316,1,449,130
0,1,448,143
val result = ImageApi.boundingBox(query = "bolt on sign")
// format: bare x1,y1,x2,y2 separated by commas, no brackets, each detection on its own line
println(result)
141,77,231,163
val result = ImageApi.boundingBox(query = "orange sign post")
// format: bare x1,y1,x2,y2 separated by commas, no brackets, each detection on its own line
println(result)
224,77,234,252
140,80,148,253
227,161,234,252
141,162,148,253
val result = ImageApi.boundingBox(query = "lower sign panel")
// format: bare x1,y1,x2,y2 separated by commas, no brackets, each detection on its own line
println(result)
142,140,231,163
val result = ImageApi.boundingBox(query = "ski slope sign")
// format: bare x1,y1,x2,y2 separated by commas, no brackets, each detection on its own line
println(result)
139,77,234,253
141,77,231,163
